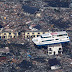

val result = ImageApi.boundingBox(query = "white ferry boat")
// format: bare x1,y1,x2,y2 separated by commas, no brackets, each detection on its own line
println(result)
32,31,70,46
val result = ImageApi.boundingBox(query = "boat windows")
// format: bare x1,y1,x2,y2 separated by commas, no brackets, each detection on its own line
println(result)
42,40,52,42
57,35,63,37
55,39,59,40
41,36,51,38
63,34,67,36
57,34,67,37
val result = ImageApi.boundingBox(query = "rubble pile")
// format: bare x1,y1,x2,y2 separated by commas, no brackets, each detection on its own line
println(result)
0,0,72,72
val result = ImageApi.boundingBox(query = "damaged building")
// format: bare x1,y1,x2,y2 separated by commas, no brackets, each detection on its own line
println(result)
48,43,63,55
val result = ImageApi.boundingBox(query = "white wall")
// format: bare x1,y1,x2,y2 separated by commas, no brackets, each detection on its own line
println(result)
48,44,62,55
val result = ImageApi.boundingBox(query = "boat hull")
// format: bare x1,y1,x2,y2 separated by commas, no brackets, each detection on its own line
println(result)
36,41,70,46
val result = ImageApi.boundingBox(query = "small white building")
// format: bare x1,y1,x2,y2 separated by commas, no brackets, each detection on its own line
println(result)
48,43,62,55
51,65,61,70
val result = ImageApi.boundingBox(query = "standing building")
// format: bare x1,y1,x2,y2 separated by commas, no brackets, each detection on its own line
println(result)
48,43,63,55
